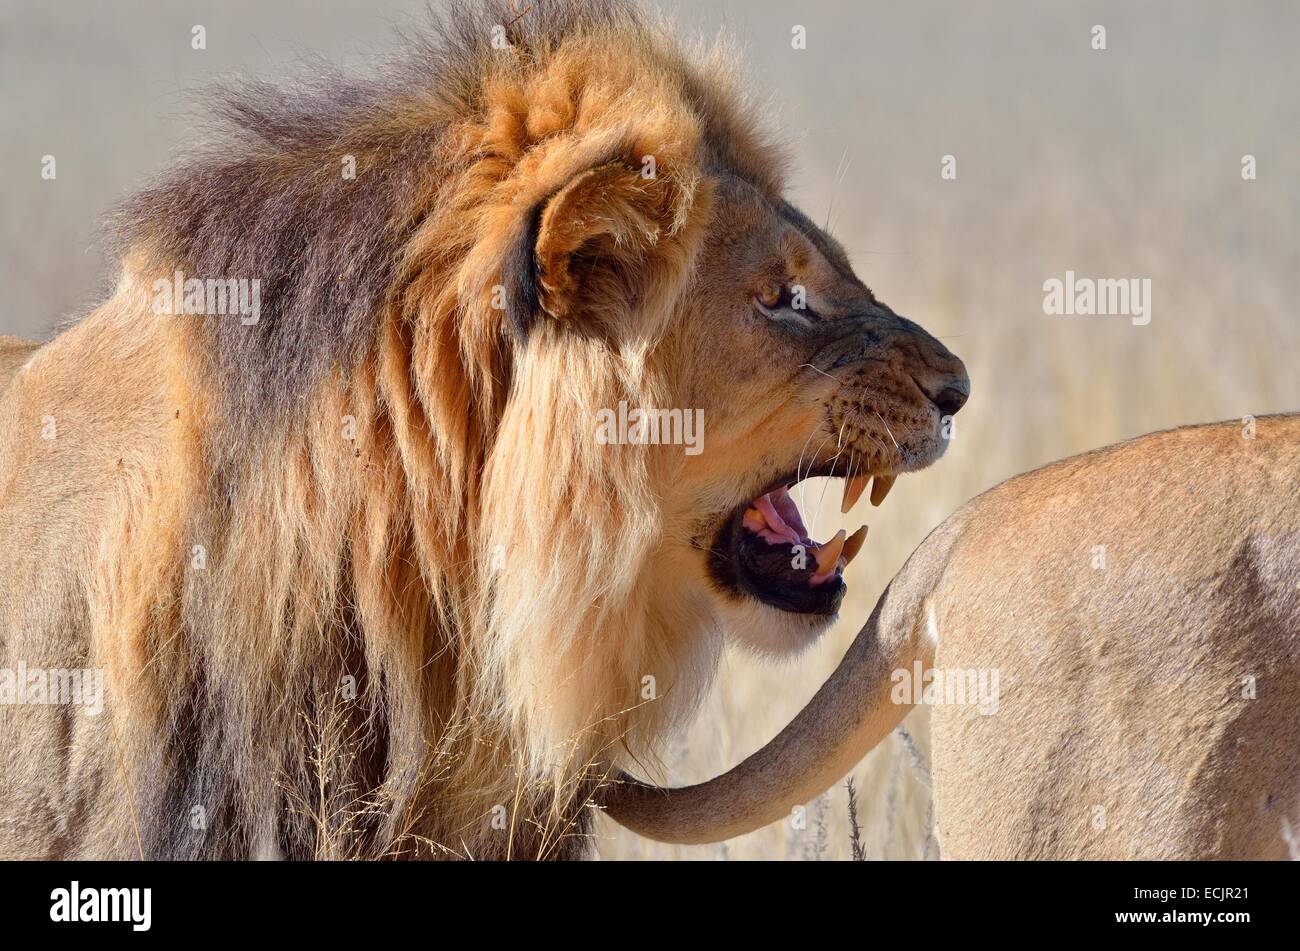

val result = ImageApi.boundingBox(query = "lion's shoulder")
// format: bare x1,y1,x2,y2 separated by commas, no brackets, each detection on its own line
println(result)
0,335,38,392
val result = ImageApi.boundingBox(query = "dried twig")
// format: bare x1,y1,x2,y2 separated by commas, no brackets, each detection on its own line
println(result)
846,777,865,861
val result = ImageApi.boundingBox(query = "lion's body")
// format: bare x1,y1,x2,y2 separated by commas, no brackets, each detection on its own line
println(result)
0,304,199,857
0,336,38,390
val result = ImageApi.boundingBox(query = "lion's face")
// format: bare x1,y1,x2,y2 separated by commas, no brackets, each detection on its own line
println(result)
659,176,969,656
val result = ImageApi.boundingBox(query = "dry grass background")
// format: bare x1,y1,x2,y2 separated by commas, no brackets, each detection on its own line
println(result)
2,0,1296,859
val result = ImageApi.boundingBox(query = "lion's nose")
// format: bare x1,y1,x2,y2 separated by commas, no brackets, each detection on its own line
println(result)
928,379,969,416
913,356,970,417
839,302,971,416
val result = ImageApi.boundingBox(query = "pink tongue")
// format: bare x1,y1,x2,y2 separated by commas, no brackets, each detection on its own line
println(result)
768,486,809,538
753,488,811,546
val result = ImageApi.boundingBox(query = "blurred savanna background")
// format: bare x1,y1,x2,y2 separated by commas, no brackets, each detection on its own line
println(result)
2,0,1296,858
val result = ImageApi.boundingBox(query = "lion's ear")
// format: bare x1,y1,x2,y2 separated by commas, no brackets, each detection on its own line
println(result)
504,160,704,339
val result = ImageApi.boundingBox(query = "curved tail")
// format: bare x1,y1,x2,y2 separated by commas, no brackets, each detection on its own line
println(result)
599,506,971,844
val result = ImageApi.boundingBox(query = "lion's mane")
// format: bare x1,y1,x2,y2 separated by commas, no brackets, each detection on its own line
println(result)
98,0,784,858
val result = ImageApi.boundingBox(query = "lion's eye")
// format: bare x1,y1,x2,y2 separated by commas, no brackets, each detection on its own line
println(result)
756,283,786,310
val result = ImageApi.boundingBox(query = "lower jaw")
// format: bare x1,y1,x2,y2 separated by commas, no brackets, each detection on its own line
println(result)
711,504,848,617
711,467,903,618
738,569,846,616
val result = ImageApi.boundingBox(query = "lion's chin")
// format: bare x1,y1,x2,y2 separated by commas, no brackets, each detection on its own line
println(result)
718,597,838,658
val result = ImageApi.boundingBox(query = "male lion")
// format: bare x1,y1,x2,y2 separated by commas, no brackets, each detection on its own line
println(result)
0,0,967,858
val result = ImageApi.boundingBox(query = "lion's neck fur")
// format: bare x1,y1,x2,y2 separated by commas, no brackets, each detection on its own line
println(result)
94,280,691,859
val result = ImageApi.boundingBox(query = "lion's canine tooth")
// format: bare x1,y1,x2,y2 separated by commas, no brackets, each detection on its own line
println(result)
842,525,868,565
870,474,896,507
840,474,871,514
813,529,847,575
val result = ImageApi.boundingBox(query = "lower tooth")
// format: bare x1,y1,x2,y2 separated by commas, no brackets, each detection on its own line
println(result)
813,529,847,574
842,525,868,564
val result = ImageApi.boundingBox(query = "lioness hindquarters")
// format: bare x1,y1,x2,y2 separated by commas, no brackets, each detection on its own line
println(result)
929,416,1300,859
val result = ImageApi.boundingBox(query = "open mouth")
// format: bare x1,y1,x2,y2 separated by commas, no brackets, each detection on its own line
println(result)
712,469,898,616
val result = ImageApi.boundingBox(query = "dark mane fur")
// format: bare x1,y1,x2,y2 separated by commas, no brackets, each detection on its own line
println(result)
111,0,645,438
